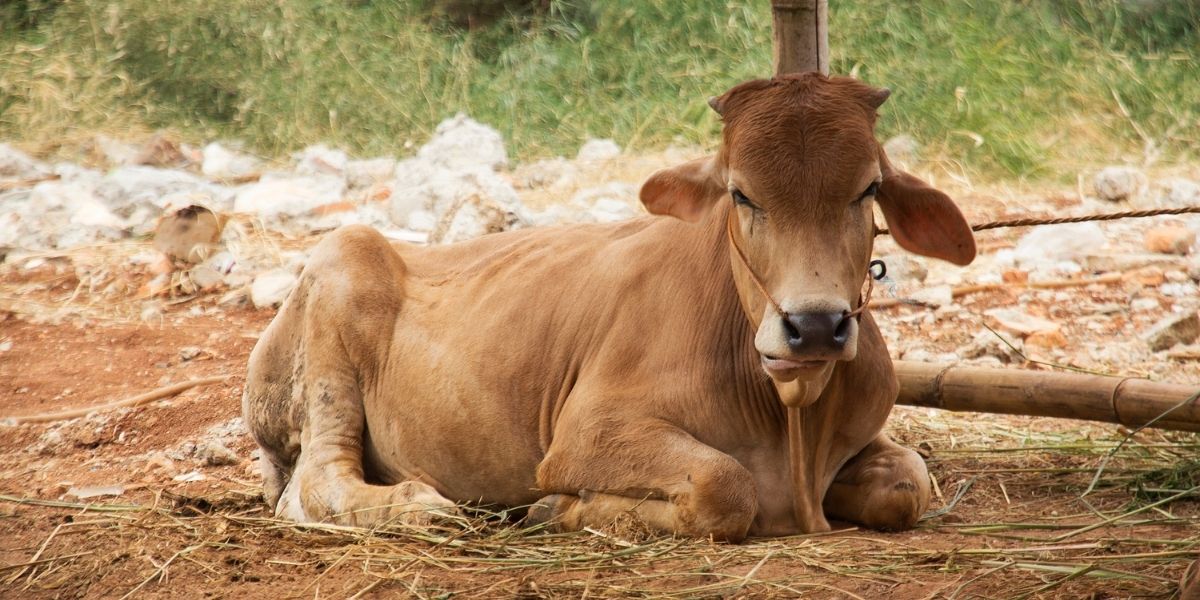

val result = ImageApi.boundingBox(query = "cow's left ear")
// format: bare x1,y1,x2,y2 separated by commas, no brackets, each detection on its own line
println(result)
640,156,726,222
875,150,976,266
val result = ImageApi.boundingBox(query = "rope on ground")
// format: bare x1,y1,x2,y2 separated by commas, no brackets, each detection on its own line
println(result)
4,376,230,425
876,205,1200,237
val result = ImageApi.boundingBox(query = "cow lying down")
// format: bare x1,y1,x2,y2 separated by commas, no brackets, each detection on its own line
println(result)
243,73,976,541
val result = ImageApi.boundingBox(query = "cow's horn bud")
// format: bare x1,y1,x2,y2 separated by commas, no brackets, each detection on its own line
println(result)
865,87,891,109
707,96,725,115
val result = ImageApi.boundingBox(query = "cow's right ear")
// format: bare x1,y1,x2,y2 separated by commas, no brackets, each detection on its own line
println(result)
639,156,726,222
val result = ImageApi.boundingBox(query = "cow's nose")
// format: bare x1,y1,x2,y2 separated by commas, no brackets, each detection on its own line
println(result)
783,311,851,355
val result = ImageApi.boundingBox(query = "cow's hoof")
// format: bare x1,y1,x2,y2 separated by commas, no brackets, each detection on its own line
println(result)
384,481,460,526
526,494,572,527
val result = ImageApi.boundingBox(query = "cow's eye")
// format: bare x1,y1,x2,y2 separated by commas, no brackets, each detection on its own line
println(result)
857,181,880,202
732,189,758,209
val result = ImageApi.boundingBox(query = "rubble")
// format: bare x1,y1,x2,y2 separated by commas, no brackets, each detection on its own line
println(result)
1144,224,1195,255
1093,165,1146,202
0,143,50,179
201,142,260,180
233,174,346,223
417,113,507,171
577,138,622,162
153,205,226,263
1142,311,1200,351
1011,223,1107,267
294,143,349,176
250,269,298,308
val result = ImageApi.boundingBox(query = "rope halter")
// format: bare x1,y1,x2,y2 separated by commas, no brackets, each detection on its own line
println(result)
725,206,884,323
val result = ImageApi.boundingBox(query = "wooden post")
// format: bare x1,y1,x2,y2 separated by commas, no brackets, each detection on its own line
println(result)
894,361,1200,433
771,0,828,76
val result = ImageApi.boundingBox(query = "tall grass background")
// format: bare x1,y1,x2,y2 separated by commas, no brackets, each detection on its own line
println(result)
1,0,1197,178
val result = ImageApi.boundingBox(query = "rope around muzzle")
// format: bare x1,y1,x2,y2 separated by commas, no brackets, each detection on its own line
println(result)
725,209,883,322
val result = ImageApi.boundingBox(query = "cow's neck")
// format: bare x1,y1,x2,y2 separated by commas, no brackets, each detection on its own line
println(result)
693,202,839,533
683,203,794,435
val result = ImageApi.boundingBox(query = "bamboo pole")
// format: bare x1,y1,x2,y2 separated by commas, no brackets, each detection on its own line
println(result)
894,361,1200,433
771,0,828,75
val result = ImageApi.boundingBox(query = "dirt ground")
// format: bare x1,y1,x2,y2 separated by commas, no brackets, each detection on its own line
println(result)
2,172,1199,598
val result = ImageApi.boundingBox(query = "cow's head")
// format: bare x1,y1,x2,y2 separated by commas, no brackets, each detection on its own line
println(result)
640,74,975,388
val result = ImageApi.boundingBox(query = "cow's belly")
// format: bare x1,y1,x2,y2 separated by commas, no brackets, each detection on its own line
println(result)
357,318,550,507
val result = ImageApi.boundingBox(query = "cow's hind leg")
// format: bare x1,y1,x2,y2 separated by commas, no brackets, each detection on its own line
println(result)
275,373,456,527
822,434,930,531
271,226,455,528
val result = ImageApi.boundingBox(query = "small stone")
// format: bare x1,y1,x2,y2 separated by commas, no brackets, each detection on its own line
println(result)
909,285,953,308
1131,297,1161,311
576,138,621,162
1161,178,1200,207
250,269,298,308
1093,166,1146,202
881,255,928,283
201,142,260,180
1001,269,1028,284
957,329,1024,363
1144,224,1194,255
1026,329,1068,349
1142,311,1200,352
197,440,239,466
188,265,224,290
985,308,1059,336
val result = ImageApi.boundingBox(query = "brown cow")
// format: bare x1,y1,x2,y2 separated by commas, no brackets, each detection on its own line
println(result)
242,73,976,540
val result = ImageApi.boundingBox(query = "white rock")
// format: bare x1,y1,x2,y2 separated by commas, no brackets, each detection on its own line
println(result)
958,329,1024,363
234,174,346,222
883,134,920,168
570,182,640,222
514,157,578,190
345,157,397,188
294,144,349,176
189,265,224,290
388,159,525,238
1093,166,1147,202
1013,223,1107,267
69,197,124,229
878,254,928,283
93,135,141,166
250,269,298,308
417,114,507,171
1161,178,1200,207
576,138,621,161
0,144,49,179
909,285,953,308
1131,297,1161,311
984,308,1059,335
201,143,260,179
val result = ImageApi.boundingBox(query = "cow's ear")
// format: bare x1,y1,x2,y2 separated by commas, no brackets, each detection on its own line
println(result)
640,156,726,222
876,151,976,266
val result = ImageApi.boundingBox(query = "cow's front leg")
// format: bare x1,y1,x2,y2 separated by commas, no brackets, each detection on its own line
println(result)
822,434,930,531
532,419,758,541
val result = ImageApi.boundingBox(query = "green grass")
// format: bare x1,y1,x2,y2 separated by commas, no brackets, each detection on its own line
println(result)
0,1,1197,178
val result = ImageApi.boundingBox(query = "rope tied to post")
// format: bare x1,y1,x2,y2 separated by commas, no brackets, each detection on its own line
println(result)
875,205,1200,237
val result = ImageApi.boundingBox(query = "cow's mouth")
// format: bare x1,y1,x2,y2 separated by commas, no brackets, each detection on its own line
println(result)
760,355,829,378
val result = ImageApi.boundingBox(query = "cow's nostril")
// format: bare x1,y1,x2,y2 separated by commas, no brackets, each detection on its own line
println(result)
833,313,852,346
782,315,802,344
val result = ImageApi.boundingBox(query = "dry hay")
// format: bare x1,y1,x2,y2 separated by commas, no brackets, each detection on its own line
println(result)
2,408,1196,599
